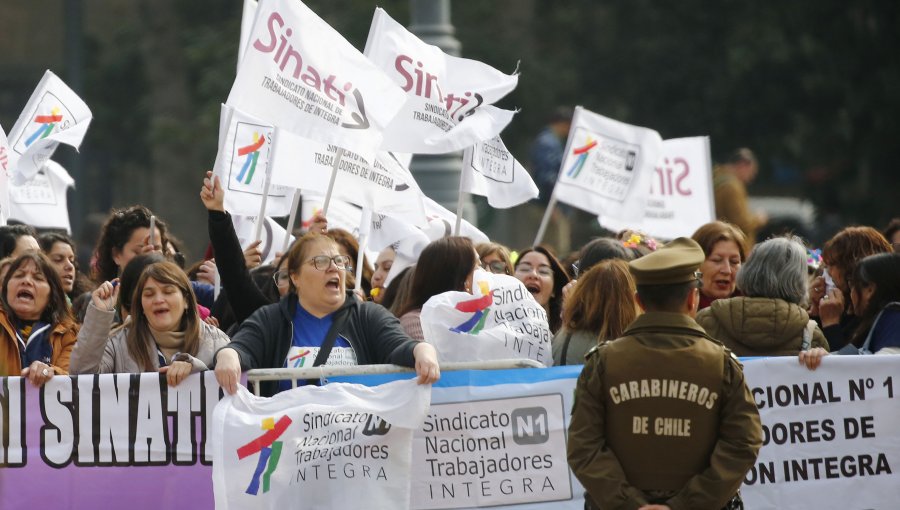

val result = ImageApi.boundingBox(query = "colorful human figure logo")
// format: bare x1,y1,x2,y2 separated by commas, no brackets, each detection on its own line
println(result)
451,281,493,335
288,349,311,368
236,132,266,185
237,415,292,495
25,107,63,148
565,137,598,179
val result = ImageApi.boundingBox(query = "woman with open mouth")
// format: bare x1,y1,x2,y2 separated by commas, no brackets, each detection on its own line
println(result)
214,232,440,397
70,261,230,387
692,221,748,310
0,252,78,387
513,246,570,334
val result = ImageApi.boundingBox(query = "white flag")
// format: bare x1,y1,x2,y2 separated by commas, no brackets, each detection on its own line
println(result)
0,124,11,225
8,160,75,232
422,196,489,244
7,71,92,185
552,106,662,223
270,130,428,226
214,106,293,217
227,0,406,156
231,214,293,265
363,8,519,154
602,136,715,239
421,269,553,366
461,136,538,208
237,0,259,68
212,380,429,510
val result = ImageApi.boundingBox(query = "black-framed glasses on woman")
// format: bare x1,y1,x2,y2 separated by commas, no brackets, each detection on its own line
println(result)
307,255,352,271
481,260,508,274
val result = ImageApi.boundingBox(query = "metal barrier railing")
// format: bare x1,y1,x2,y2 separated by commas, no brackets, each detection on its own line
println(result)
246,358,545,395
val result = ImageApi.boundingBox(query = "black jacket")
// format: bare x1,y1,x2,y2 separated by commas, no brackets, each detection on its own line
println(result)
227,292,418,396
208,209,271,326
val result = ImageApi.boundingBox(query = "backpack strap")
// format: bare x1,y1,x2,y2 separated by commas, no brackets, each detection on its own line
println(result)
312,307,351,367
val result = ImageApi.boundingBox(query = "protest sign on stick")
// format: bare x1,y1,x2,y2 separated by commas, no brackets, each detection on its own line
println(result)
7,70,92,185
534,107,662,245
602,136,714,239
364,8,519,154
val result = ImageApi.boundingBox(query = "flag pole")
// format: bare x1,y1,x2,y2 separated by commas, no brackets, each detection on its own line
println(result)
355,207,372,291
321,147,345,217
455,147,471,236
533,189,558,246
282,188,301,253
252,125,278,242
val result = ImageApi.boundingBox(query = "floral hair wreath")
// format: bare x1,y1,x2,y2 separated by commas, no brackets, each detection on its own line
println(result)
622,232,658,251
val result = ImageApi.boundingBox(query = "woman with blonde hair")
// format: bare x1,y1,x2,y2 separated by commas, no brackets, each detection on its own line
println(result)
552,259,639,365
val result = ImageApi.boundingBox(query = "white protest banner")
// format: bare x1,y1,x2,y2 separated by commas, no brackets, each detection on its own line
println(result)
237,0,259,68
461,136,538,208
212,379,430,510
740,356,900,509
8,160,75,232
232,214,293,265
7,70,92,185
270,130,428,226
421,269,553,367
331,366,585,509
0,372,224,508
227,0,406,155
214,106,293,216
551,107,661,222
0,123,11,224
601,136,714,239
364,8,518,154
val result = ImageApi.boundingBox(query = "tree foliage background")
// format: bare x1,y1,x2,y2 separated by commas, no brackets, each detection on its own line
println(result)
1,0,898,261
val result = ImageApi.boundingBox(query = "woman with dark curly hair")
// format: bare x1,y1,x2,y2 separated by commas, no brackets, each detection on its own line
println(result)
92,205,167,284
39,232,92,299
514,245,570,334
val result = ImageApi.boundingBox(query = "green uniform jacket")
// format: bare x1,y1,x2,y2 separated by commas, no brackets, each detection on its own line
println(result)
567,312,762,510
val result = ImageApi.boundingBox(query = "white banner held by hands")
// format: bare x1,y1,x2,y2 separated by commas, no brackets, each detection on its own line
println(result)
421,269,553,367
364,7,519,154
7,70,92,185
227,0,406,156
461,136,538,208
212,379,430,510
232,214,293,265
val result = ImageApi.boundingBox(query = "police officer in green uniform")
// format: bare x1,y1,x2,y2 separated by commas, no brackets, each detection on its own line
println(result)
567,237,762,510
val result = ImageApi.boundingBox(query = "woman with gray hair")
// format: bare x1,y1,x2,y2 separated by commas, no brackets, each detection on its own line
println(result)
696,236,829,356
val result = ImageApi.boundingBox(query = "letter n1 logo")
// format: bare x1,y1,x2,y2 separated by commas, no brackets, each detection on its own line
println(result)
511,407,549,445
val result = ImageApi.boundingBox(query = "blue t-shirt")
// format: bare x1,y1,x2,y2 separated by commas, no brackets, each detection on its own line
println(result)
278,304,357,392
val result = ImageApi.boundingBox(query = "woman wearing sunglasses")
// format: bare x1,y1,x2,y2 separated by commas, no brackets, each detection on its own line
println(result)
214,232,440,396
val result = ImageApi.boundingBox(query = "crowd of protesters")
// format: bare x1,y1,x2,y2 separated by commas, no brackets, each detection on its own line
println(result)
1,169,895,390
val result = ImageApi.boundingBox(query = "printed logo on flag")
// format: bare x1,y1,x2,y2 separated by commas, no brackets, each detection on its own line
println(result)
236,415,292,495
450,281,493,335
472,137,514,183
559,127,639,202
13,94,75,153
226,122,276,195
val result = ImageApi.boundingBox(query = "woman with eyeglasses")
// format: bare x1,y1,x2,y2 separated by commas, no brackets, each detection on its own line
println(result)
691,221,748,310
476,242,513,275
396,237,479,340
513,246,570,334
214,232,441,396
